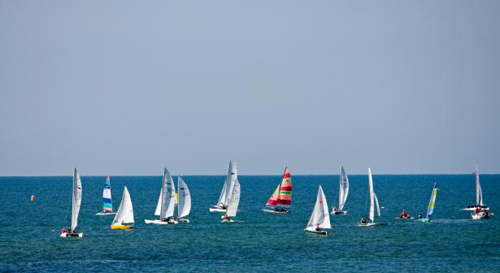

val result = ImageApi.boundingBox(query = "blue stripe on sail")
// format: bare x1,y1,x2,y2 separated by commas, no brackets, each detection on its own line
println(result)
103,198,112,203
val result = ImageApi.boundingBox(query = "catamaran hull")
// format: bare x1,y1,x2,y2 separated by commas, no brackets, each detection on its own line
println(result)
416,218,430,222
262,209,288,214
96,212,117,216
178,218,190,223
60,232,83,238
209,208,226,213
395,217,414,220
111,225,134,230
331,210,347,215
461,207,489,211
144,219,178,225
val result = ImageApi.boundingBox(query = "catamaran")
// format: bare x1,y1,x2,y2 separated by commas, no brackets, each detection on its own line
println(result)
111,186,135,229
60,168,83,238
304,185,331,235
331,166,349,215
359,168,385,227
145,168,178,225
262,167,292,214
177,176,191,223
416,183,438,222
96,176,116,216
462,164,489,211
222,178,241,223
210,160,238,213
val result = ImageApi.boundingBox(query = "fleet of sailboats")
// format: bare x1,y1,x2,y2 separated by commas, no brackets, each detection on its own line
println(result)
331,166,349,215
210,161,238,213
359,168,384,227
262,167,292,214
58,162,493,238
111,186,135,229
96,176,116,216
305,185,331,235
60,168,83,238
416,183,438,222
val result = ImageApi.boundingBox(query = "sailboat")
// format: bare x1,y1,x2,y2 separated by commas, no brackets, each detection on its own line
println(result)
416,183,438,222
177,176,192,223
145,168,178,225
96,176,116,216
210,160,238,213
331,166,349,215
462,164,489,211
304,185,331,235
262,167,292,214
60,168,83,238
221,178,241,223
359,168,385,227
111,186,135,229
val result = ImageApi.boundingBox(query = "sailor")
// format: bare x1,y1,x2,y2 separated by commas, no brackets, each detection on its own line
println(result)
399,210,410,219
332,206,337,213
60,227,67,234
223,215,230,221
417,214,422,219
315,224,321,231
360,217,367,224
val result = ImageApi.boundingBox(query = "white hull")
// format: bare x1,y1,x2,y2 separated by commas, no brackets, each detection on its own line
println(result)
262,209,288,214
209,208,226,213
331,210,347,215
305,228,329,235
221,219,235,223
461,207,489,211
178,218,190,223
358,222,386,227
96,212,117,216
471,211,493,219
60,232,83,238
144,219,178,225
395,217,414,220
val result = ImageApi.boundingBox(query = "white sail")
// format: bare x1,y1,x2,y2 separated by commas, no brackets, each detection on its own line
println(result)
71,168,82,232
368,168,375,223
476,165,483,206
154,188,162,216
112,186,134,226
216,179,228,207
374,192,381,217
226,179,240,217
178,176,191,218
224,161,238,206
306,185,331,230
338,167,349,210
160,168,176,219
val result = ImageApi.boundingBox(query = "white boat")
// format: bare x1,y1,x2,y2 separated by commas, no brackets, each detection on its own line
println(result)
331,166,349,215
210,161,238,213
111,186,135,229
359,168,385,227
471,209,493,220
60,168,83,238
145,168,178,225
96,176,117,216
177,176,191,223
262,167,292,214
304,185,331,235
461,163,489,211
221,178,241,223
416,183,438,222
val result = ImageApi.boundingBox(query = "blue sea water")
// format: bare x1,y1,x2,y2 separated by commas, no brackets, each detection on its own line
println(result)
0,174,499,272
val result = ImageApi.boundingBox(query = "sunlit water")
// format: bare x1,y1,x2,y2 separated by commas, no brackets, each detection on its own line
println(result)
1,174,499,272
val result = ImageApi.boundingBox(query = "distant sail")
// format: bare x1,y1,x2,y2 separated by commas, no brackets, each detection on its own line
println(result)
266,168,292,209
112,186,134,226
475,165,483,206
177,176,191,218
160,168,176,219
338,167,349,211
426,183,438,218
71,168,82,232
305,185,331,231
102,176,113,212
226,179,241,217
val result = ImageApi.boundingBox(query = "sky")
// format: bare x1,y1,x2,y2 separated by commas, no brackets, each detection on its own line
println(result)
0,1,499,176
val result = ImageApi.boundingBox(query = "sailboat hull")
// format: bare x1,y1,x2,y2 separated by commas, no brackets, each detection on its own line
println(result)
305,229,328,235
60,232,83,238
209,208,226,213
461,206,489,211
331,210,347,215
416,218,430,222
178,218,190,223
262,209,288,214
111,225,134,230
471,211,492,220
144,219,178,225
96,211,117,216
358,222,386,227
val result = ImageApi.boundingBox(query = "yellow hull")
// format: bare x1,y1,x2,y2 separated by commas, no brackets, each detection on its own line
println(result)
111,225,134,230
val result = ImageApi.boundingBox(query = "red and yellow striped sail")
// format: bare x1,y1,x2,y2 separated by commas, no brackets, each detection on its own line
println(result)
266,168,292,209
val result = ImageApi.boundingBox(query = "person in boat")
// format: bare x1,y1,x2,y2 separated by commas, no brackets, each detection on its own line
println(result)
222,215,230,221
475,207,480,214
399,209,410,219
417,214,422,219
332,206,337,213
60,227,67,234
315,224,321,231
359,217,367,224
468,203,472,208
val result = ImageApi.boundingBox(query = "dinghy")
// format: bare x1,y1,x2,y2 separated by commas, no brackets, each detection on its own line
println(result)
96,176,116,216
416,183,438,222
262,167,292,214
304,185,331,235
221,179,241,223
60,168,83,238
331,166,349,215
210,161,238,213
145,168,178,225
359,168,385,227
111,186,135,229
461,164,489,211
177,176,191,223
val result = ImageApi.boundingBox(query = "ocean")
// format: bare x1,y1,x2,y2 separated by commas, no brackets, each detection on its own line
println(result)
0,174,499,272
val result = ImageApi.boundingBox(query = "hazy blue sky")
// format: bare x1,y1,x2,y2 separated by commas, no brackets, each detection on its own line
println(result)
1,1,499,175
